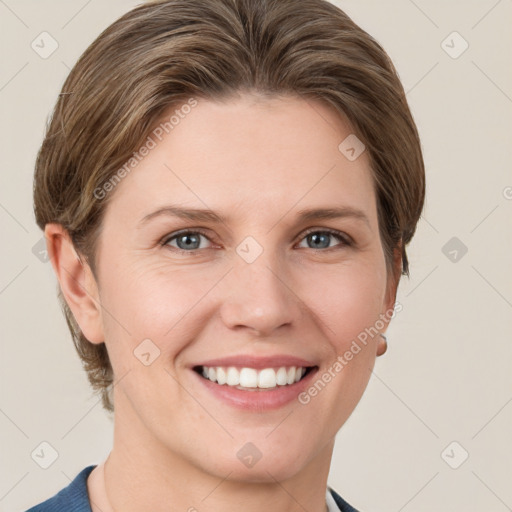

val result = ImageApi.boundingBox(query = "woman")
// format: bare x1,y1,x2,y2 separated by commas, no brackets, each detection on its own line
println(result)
27,0,425,510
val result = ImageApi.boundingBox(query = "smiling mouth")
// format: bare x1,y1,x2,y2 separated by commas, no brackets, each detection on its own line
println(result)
193,365,317,391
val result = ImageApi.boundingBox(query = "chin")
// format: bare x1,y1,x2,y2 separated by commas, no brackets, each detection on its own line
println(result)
193,439,314,484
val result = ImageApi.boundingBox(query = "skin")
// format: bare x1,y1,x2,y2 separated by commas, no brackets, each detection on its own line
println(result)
46,93,400,512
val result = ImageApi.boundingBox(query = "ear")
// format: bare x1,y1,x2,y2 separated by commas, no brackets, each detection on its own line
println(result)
377,243,402,356
44,223,104,344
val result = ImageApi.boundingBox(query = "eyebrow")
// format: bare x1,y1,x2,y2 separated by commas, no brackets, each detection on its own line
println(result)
138,205,370,228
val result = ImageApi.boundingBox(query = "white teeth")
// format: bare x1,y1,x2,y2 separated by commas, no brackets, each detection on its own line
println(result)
239,368,258,388
276,367,288,385
226,367,240,386
258,368,277,388
199,365,309,389
216,367,227,385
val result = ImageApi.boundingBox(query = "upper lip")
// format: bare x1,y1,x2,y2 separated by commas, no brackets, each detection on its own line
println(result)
193,354,317,370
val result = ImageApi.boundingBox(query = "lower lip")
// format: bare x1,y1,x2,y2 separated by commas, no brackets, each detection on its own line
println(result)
192,368,318,411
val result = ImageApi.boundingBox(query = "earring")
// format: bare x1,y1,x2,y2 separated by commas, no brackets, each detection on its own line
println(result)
377,333,388,355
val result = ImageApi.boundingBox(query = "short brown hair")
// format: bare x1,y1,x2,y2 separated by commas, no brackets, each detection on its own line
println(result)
33,0,425,412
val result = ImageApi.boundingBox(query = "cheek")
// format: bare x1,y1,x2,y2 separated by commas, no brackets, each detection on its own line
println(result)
304,262,387,350
98,261,219,360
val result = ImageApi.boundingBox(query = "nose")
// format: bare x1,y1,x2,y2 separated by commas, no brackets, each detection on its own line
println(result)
219,251,301,337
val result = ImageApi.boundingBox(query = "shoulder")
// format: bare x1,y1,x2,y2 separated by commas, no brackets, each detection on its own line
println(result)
25,465,96,512
328,486,361,512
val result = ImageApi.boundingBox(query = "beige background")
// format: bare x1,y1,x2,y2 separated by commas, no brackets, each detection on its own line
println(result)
1,1,511,511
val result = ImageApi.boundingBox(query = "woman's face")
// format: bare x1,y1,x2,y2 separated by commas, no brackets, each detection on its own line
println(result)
87,94,397,480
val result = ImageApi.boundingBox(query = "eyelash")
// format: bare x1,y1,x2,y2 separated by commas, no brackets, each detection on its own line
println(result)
160,227,352,254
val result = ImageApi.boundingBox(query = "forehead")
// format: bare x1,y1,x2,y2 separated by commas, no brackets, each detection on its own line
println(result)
104,94,377,227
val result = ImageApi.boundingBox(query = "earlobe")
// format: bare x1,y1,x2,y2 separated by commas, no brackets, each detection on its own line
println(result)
376,333,388,356
44,223,104,344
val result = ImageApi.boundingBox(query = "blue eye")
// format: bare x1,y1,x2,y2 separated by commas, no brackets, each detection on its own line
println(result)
297,229,350,250
161,228,351,253
163,230,211,251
